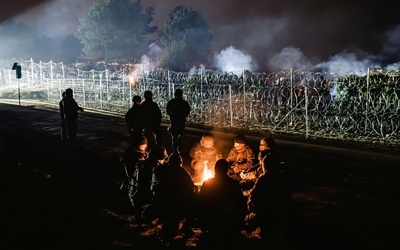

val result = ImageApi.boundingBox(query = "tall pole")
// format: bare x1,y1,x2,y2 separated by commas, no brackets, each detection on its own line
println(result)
18,78,21,106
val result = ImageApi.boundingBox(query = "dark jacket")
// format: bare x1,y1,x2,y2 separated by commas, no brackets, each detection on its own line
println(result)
62,96,82,121
166,97,190,122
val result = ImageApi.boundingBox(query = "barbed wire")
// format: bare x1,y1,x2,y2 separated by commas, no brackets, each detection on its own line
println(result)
1,58,399,146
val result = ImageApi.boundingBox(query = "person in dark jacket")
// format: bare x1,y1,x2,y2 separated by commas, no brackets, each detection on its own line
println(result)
240,136,278,196
125,95,142,138
150,152,198,246
134,143,168,224
120,135,149,220
59,91,67,140
198,159,247,247
166,89,191,152
246,154,292,250
61,88,83,140
136,90,162,150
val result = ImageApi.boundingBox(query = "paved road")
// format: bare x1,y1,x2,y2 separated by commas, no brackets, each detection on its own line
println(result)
1,101,399,249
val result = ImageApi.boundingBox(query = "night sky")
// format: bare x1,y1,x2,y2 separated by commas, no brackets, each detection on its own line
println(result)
2,0,400,72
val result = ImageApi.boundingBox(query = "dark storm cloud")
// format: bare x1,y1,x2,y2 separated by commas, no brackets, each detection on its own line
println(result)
2,0,400,71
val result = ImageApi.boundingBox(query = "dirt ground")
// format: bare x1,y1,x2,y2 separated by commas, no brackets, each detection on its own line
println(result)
1,102,400,250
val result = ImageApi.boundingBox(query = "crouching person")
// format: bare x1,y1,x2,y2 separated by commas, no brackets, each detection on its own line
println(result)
245,154,292,250
198,159,247,248
150,152,198,247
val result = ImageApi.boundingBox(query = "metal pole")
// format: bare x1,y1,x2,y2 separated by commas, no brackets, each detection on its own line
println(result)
305,86,309,139
229,85,233,127
18,78,21,106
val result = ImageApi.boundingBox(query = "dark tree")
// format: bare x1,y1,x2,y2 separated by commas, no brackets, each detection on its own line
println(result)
74,0,157,62
159,5,213,71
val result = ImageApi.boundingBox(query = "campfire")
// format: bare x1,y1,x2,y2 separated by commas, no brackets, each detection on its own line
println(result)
194,160,214,190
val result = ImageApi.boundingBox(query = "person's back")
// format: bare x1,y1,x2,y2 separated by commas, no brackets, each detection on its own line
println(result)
166,89,190,122
166,89,190,151
59,91,67,140
151,153,197,244
137,91,162,147
62,88,83,140
247,154,292,249
198,159,247,246
125,95,141,137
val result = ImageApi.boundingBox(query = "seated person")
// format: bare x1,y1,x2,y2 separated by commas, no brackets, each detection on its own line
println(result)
190,133,223,183
226,134,255,182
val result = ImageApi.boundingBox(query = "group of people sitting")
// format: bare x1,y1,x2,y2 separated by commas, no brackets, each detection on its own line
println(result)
120,130,292,249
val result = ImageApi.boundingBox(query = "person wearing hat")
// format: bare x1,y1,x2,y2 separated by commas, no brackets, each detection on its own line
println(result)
189,133,223,183
125,95,142,138
166,88,191,152
120,135,149,215
226,134,256,182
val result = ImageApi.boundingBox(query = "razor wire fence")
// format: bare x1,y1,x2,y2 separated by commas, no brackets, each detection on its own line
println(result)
1,58,400,146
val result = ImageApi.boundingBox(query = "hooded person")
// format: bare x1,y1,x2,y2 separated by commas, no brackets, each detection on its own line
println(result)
189,133,223,183
226,134,256,182
120,135,149,210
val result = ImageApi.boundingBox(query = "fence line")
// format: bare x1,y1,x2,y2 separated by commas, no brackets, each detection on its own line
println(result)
1,58,399,147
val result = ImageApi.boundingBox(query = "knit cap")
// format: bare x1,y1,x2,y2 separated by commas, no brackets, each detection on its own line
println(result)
234,134,246,144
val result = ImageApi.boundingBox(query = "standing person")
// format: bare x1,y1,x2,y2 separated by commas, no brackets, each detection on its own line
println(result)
59,91,67,140
189,133,223,183
166,88,191,152
62,88,83,141
150,152,198,246
226,134,256,182
197,159,247,248
125,95,142,138
137,90,162,150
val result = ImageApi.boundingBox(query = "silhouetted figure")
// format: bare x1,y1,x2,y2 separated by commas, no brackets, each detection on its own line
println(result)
61,88,83,141
125,95,142,138
140,144,169,223
150,152,198,246
166,89,191,152
120,135,149,221
226,134,256,182
246,154,292,250
59,91,67,140
189,133,223,183
134,143,168,224
198,159,247,248
240,136,278,196
137,90,162,150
